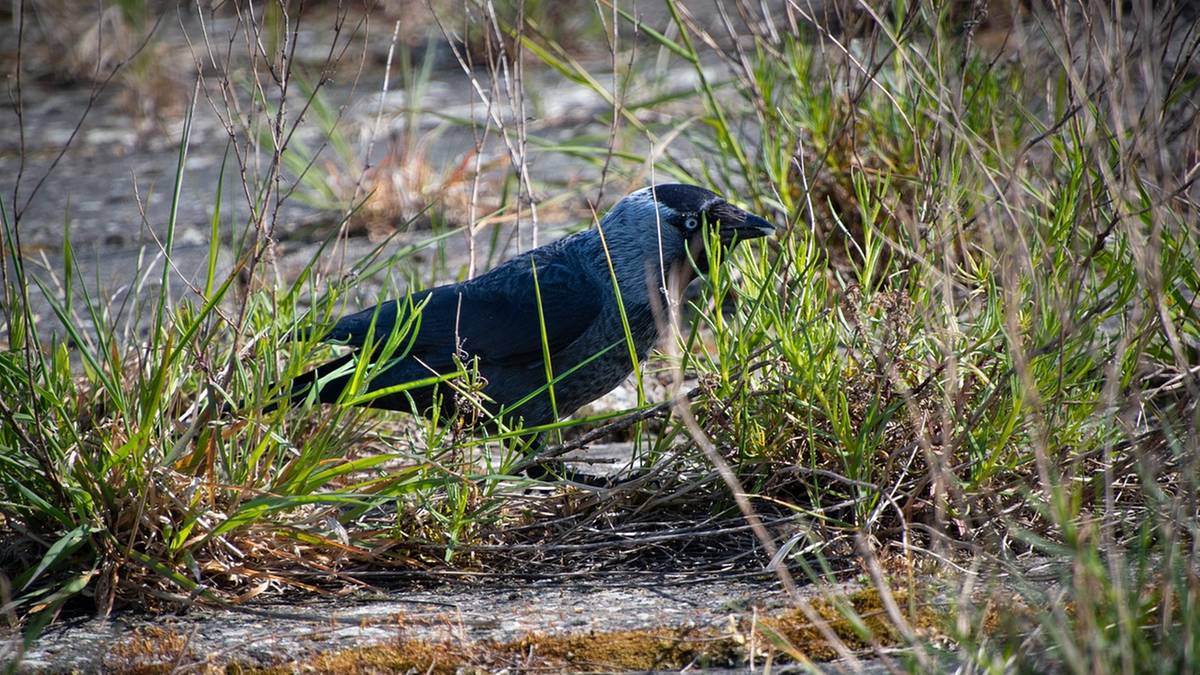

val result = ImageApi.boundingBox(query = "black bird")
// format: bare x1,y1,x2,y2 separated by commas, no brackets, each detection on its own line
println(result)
280,184,775,437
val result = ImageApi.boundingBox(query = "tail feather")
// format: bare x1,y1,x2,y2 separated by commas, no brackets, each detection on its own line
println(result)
223,351,442,417
262,352,358,412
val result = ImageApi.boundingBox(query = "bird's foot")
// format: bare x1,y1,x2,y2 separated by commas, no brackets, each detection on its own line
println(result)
521,460,645,489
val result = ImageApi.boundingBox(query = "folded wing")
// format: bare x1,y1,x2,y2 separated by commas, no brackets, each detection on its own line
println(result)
324,254,604,375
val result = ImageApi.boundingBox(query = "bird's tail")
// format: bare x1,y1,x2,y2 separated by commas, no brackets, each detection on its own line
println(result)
261,352,357,413
214,353,356,417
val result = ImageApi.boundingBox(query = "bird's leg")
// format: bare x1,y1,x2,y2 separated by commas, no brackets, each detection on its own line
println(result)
517,435,554,481
518,434,648,488
518,434,587,482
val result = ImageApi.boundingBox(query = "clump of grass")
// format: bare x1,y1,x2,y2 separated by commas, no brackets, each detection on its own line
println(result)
9,0,190,124
0,1,528,650
3,0,1199,671
276,46,506,238
515,0,1198,668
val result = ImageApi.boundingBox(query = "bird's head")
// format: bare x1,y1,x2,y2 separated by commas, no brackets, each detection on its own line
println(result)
600,184,776,284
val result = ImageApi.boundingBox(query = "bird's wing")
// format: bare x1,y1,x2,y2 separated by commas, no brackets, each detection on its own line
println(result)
324,254,604,369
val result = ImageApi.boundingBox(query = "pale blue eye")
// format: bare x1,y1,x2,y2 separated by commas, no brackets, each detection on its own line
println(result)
684,216,699,230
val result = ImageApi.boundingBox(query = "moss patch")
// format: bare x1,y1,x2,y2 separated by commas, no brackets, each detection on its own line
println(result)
760,588,935,661
104,625,194,674
511,625,743,671
278,640,471,675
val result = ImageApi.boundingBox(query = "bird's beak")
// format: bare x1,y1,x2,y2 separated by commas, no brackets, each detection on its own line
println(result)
722,212,777,241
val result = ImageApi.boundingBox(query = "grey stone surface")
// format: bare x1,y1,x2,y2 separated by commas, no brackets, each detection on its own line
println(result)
13,577,793,671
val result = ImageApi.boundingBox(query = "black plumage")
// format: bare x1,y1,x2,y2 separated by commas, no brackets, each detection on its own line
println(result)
279,184,775,434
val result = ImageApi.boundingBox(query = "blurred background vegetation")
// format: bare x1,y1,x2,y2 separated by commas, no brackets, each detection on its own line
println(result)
2,0,1198,670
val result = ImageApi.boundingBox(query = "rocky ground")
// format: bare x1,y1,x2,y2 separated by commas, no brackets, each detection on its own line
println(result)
18,576,782,670
13,574,929,672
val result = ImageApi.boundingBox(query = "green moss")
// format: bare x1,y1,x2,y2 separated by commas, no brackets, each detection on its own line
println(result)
761,588,931,660
247,639,469,675
104,626,192,674
509,626,742,671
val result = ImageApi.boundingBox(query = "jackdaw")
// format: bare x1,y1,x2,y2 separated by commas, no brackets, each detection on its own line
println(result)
279,184,775,437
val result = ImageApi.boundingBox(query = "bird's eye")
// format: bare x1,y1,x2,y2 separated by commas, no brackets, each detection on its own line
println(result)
683,216,700,231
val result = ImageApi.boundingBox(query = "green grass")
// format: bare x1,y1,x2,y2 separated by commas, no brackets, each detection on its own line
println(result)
3,0,1199,671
